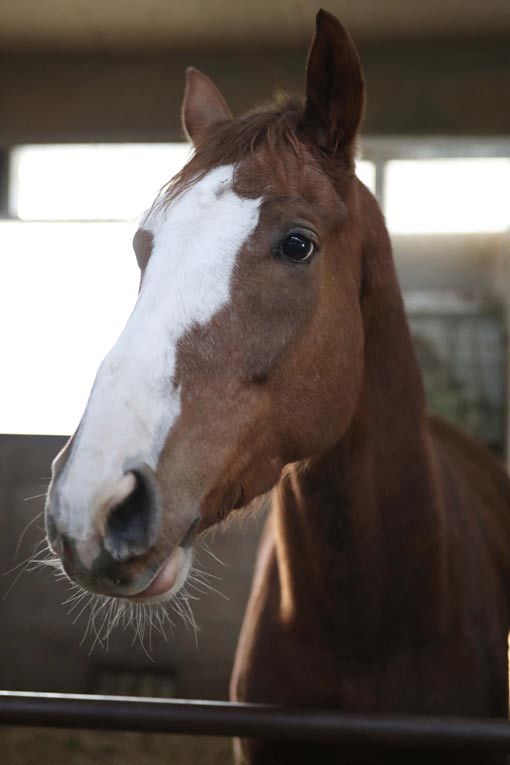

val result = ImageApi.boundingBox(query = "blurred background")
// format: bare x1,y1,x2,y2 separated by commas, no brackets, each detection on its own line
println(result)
0,1,509,762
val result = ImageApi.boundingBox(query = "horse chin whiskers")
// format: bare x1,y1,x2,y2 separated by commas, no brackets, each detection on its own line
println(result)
12,521,220,656
58,579,183,657
42,548,226,656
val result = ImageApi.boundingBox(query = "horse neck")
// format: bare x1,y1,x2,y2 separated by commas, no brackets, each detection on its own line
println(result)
273,183,448,652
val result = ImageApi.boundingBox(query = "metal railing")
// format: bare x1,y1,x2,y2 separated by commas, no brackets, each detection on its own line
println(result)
2,691,510,753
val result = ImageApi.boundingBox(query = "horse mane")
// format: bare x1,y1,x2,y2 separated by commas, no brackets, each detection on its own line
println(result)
155,94,309,209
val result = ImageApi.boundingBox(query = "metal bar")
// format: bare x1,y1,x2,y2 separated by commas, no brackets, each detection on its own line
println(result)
1,692,510,751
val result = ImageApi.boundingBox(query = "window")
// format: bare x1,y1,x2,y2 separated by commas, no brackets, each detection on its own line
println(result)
385,158,510,234
10,143,192,221
0,220,139,435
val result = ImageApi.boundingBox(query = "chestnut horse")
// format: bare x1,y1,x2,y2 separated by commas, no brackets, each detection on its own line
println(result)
45,10,510,764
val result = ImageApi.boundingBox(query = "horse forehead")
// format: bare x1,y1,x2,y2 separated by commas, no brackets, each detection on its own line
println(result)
135,165,262,317
145,165,249,237
236,144,335,193
132,165,263,306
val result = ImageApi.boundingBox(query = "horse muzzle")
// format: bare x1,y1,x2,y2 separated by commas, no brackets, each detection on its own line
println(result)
45,462,198,602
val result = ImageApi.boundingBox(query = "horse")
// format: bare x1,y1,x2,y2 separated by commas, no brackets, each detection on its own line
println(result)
44,9,510,764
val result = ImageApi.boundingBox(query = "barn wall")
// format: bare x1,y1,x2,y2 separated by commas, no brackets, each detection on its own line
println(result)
394,233,509,297
0,39,509,144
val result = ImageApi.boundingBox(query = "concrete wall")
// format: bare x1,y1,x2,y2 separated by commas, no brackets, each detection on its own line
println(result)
394,232,510,297
0,39,510,145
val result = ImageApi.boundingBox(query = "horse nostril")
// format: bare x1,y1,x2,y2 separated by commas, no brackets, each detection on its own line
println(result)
104,467,162,563
57,533,73,567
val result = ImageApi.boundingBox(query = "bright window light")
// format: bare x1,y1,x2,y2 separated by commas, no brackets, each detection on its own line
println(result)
11,143,192,221
0,221,139,435
355,160,376,193
385,158,510,233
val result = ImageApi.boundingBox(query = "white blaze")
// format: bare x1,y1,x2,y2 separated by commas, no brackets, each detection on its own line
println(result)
55,165,261,539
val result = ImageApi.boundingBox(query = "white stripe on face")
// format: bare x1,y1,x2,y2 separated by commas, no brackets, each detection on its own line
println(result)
55,165,262,540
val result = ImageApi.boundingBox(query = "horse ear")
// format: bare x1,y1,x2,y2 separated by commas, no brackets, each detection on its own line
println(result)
299,10,364,154
182,67,232,144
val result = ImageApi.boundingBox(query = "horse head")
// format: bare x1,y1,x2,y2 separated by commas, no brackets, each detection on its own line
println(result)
45,11,368,606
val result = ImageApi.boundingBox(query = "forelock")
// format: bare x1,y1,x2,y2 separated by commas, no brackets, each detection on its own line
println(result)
152,94,306,212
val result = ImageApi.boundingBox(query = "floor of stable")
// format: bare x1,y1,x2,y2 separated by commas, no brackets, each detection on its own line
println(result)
0,727,232,765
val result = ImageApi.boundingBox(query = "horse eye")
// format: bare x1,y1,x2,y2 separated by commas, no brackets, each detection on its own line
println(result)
279,233,316,263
